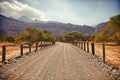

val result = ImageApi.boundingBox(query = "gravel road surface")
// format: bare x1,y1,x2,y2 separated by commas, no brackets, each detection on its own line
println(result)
0,42,111,80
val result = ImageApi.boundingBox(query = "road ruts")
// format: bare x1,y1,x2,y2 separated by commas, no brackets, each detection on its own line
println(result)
1,42,111,80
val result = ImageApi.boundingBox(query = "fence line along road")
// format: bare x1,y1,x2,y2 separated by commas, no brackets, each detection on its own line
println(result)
0,42,111,80
1,41,55,62
72,41,106,63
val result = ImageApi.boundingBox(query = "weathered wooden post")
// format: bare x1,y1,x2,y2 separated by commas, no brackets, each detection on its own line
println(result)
41,41,42,48
80,41,81,48
20,44,23,56
36,43,38,51
49,42,51,46
45,41,46,47
52,41,55,45
84,41,86,51
75,42,77,46
103,42,105,63
81,41,83,49
2,45,6,62
44,41,45,48
46,42,47,47
79,42,80,48
87,42,89,53
49,42,50,46
29,44,31,53
48,42,49,47
91,42,95,55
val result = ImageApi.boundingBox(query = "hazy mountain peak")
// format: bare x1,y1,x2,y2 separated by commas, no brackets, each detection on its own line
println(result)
19,15,33,22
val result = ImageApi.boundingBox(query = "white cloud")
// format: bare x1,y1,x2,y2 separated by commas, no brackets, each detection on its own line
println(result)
0,0,48,21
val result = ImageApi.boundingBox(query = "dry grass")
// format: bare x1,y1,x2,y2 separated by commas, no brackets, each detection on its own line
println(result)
88,42,120,68
0,42,51,62
0,42,37,62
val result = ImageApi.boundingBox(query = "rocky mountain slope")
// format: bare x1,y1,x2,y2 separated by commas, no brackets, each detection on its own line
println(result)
0,14,108,36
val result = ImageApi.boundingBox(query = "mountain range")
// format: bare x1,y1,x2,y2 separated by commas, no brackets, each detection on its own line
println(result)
0,14,108,36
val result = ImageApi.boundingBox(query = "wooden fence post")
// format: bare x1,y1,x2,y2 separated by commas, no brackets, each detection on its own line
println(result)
81,41,83,49
2,46,6,62
80,41,81,48
41,41,42,48
46,42,48,47
103,42,105,63
29,44,31,53
43,41,45,48
79,42,80,48
75,42,77,46
49,42,51,46
45,41,47,47
84,41,86,51
91,42,95,55
46,42,47,47
52,41,55,45
20,44,23,56
87,42,89,53
36,43,38,51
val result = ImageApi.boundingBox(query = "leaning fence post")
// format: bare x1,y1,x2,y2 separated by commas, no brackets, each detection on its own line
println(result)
80,41,81,49
20,44,23,56
36,43,38,51
91,42,95,55
46,41,47,47
46,42,47,47
79,42,80,48
87,42,89,53
44,41,45,48
81,41,83,49
29,44,31,53
41,41,42,48
84,41,86,51
2,45,6,62
49,42,51,46
103,42,105,63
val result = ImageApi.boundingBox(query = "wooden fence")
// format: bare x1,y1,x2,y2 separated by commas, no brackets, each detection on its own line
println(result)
72,41,106,63
1,41,55,62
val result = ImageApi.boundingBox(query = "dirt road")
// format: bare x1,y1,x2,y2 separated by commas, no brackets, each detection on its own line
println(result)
1,42,111,80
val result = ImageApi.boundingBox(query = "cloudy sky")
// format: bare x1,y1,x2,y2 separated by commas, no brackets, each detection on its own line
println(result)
0,0,120,25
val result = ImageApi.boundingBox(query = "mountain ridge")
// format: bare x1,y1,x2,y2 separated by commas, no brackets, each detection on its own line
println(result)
0,14,108,36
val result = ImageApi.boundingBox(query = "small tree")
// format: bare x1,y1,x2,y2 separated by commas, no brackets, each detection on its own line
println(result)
14,27,55,44
107,15,120,44
62,32,83,42
94,15,120,44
